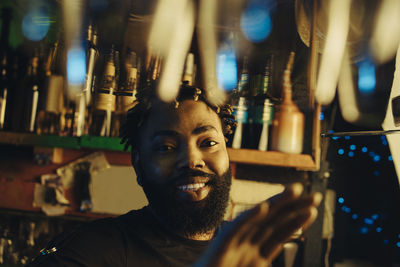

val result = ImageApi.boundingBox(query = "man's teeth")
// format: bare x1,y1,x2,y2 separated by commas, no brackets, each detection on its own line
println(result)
177,183,206,191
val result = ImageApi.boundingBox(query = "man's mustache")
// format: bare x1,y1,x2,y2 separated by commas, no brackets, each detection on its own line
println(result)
169,169,218,186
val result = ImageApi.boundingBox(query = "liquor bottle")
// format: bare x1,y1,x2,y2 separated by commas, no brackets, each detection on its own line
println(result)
237,56,249,96
0,7,12,130
112,51,138,137
255,56,274,151
91,47,118,136
257,98,274,151
0,55,8,130
36,42,64,135
270,52,305,154
76,25,99,136
231,97,248,149
19,52,43,133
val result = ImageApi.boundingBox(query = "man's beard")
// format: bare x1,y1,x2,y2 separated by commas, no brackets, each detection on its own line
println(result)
141,167,232,238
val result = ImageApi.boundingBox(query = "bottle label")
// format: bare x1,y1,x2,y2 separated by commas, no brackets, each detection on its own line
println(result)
254,103,274,124
95,91,116,111
233,106,248,123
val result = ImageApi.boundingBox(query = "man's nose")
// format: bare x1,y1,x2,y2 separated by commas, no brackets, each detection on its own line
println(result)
178,145,205,170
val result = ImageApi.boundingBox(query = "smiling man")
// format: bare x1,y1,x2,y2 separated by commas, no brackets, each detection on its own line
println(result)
29,84,322,267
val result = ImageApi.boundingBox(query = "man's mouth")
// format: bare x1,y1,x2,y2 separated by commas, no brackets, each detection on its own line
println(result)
177,183,206,191
175,177,212,201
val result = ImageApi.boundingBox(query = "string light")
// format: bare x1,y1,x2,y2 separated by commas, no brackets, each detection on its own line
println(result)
337,196,398,249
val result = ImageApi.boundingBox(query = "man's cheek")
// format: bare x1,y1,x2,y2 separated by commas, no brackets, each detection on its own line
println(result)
147,157,176,180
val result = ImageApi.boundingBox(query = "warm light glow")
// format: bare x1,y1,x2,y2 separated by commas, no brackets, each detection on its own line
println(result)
148,0,189,56
198,0,226,106
22,5,50,41
157,0,195,102
240,0,273,43
315,0,351,105
338,50,361,123
370,0,400,64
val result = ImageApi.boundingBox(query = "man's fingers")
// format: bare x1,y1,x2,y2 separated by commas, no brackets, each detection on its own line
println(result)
223,201,269,245
268,183,304,206
259,206,318,259
250,192,322,244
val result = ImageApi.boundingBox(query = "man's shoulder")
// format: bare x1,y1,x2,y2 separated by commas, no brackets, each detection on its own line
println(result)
26,208,148,267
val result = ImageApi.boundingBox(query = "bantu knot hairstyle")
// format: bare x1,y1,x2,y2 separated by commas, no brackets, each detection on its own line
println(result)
120,83,237,151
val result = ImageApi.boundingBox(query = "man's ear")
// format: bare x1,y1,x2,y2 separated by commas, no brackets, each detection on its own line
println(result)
132,150,144,186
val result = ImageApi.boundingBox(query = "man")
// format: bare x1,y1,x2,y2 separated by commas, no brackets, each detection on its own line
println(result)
28,84,322,266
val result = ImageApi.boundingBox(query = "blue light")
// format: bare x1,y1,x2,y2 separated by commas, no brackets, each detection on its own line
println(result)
384,240,389,244
362,147,368,153
398,234,400,238
338,197,344,204
369,151,375,157
348,151,354,157
240,0,273,43
376,227,382,233
217,43,238,91
397,242,400,248
319,112,325,120
357,58,376,94
350,144,356,150
364,218,374,225
341,206,351,213
373,155,381,162
338,149,345,155
388,155,393,161
22,6,50,41
360,227,369,234
67,47,86,85
345,136,350,140
332,136,340,140
382,140,388,146
374,171,380,176
352,214,358,220
372,214,379,220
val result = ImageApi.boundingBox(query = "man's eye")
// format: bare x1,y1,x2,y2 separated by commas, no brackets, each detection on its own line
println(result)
156,145,176,152
201,140,218,147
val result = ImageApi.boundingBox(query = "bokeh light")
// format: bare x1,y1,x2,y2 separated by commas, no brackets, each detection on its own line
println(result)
240,0,273,43
357,58,376,94
67,47,86,85
22,6,50,41
217,46,238,91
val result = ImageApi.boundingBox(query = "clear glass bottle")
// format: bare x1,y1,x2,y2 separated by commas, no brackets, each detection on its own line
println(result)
91,47,118,136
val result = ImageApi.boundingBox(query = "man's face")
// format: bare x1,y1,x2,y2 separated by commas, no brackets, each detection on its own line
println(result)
134,99,231,236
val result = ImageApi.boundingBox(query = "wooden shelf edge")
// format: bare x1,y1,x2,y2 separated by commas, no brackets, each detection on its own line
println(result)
227,148,317,170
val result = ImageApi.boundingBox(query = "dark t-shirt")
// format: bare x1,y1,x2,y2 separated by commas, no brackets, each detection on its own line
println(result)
27,207,211,267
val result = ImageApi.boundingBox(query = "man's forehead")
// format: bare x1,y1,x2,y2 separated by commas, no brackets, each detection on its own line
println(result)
144,100,223,133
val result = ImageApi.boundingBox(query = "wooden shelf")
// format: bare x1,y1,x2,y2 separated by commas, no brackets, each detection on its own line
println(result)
0,131,128,151
0,131,316,169
227,148,316,170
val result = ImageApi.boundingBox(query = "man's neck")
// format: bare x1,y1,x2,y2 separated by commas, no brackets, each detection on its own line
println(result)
146,206,216,241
